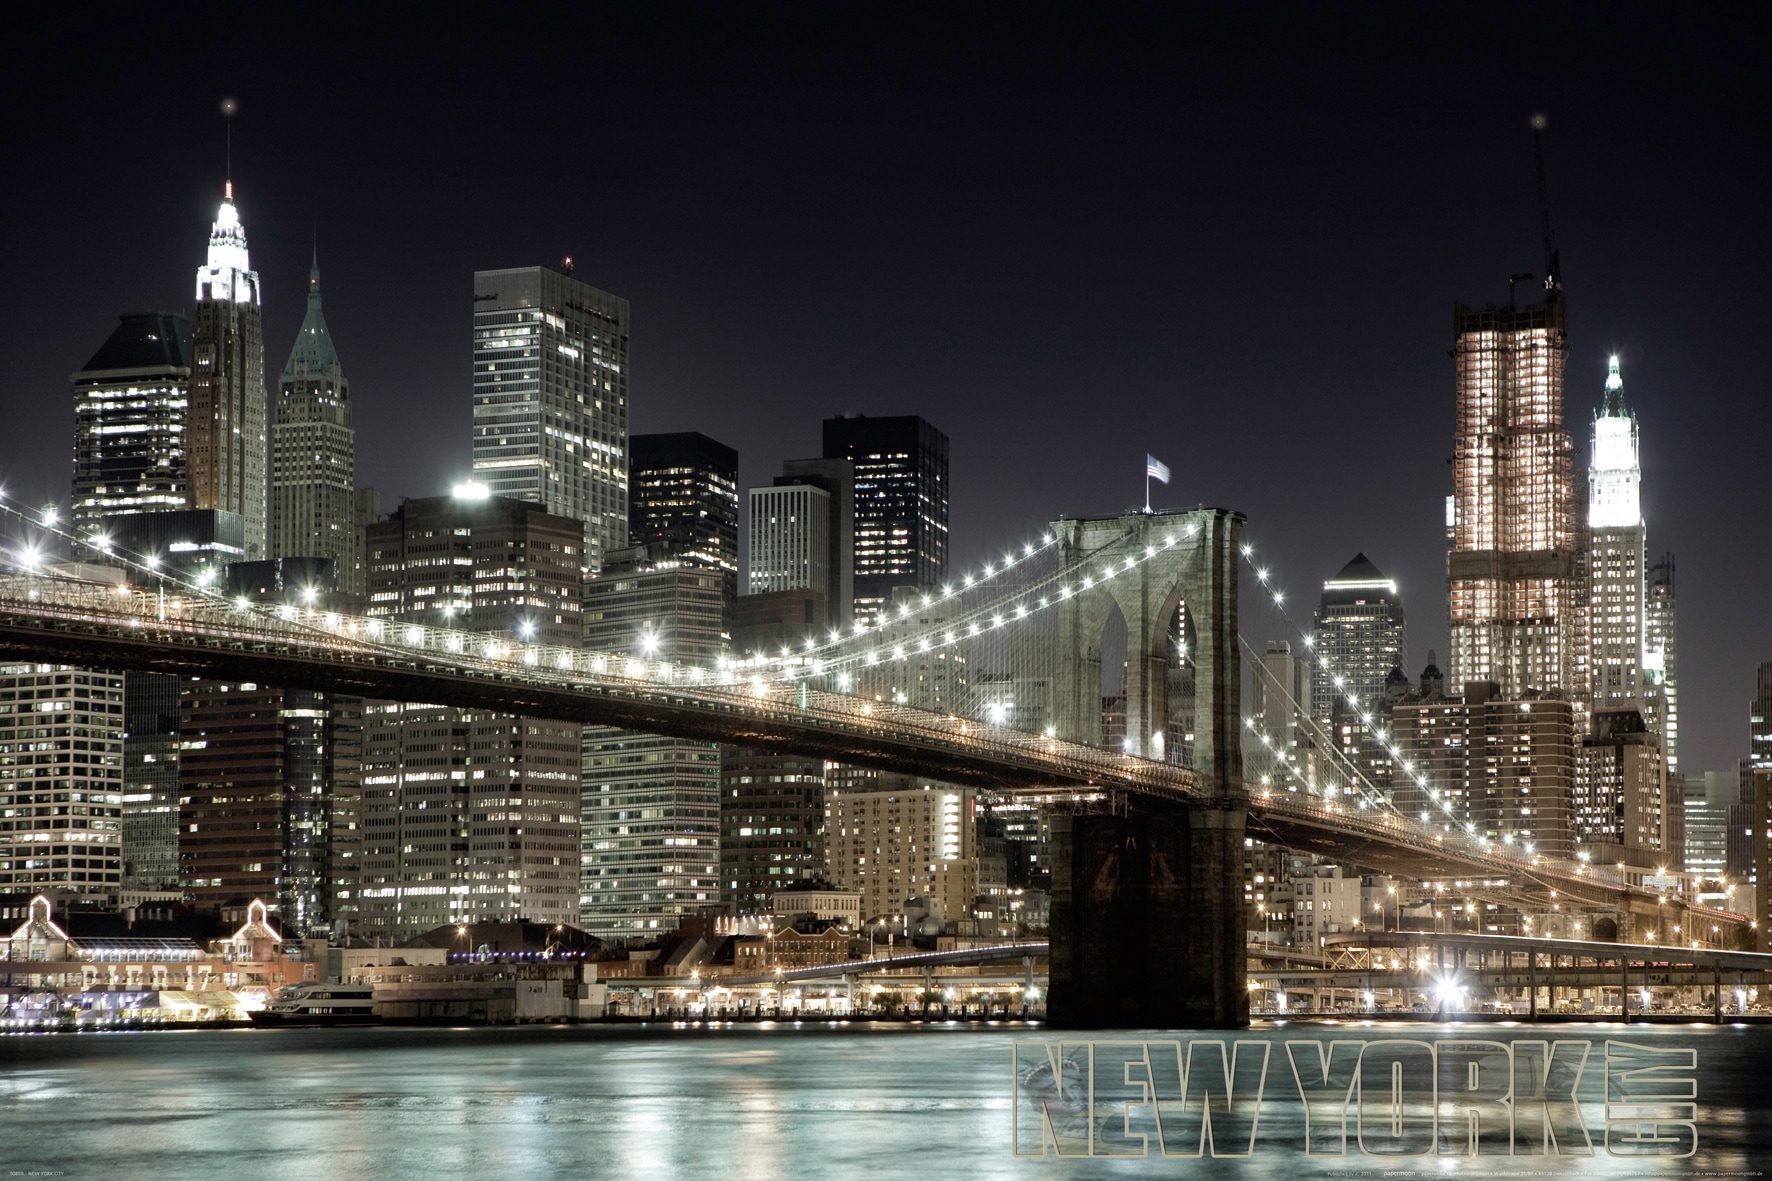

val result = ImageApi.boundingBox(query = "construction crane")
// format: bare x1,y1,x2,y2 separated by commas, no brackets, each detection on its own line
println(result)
1530,112,1561,296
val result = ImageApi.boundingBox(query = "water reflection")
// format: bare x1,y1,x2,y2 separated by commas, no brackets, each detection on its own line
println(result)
0,1021,1763,1179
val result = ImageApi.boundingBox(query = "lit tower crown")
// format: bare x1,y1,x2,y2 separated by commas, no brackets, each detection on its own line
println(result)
1588,355,1640,529
194,182,260,306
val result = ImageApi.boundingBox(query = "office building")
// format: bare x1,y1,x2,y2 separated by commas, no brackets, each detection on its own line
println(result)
121,672,180,889
1644,553,1678,773
1587,357,1646,709
1683,771,1735,882
628,433,740,604
748,482,831,605
179,682,359,935
189,181,267,560
1574,707,1667,856
775,457,855,630
70,313,192,544
0,665,124,897
825,778,976,924
580,547,725,938
271,249,362,597
720,749,829,914
1310,553,1406,722
470,264,629,571
822,415,948,623
855,585,970,714
1445,297,1581,698
1391,678,1577,857
356,492,585,940
1252,639,1312,755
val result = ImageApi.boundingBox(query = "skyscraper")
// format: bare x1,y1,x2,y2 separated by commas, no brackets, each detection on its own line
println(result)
0,665,124,897
470,264,629,571
628,433,739,603
271,248,360,596
1309,553,1406,721
1645,553,1678,773
189,181,267,559
356,492,585,939
720,750,828,914
1445,296,1580,698
581,548,725,938
1587,356,1645,709
70,314,192,544
121,671,181,889
747,482,832,604
822,415,948,623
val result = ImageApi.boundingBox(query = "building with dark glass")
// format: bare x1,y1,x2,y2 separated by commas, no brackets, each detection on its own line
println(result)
70,313,192,545
821,415,947,623
628,432,739,603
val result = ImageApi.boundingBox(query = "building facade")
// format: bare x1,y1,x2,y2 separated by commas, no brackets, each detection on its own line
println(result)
470,265,629,571
825,779,975,924
70,314,193,545
1574,707,1667,855
1391,679,1577,857
120,672,180,889
271,249,361,596
720,750,829,913
1587,357,1646,709
1310,553,1406,722
821,415,948,624
1644,553,1678,774
747,482,832,608
580,549,725,939
355,493,586,940
627,432,739,605
189,182,267,560
1445,298,1581,698
0,666,124,897
178,682,360,937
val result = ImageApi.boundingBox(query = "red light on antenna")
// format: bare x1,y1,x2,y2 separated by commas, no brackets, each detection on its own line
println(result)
561,255,574,276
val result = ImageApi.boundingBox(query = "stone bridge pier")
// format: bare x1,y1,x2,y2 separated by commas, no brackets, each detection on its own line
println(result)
1046,508,1248,1028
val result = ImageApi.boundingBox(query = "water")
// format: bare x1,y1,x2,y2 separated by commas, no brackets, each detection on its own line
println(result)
1,1021,1766,1179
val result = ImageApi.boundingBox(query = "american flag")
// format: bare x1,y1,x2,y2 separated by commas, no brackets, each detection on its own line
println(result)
1145,454,1170,485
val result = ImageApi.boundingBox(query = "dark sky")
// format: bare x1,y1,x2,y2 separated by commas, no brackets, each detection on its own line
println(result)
3,7,1767,776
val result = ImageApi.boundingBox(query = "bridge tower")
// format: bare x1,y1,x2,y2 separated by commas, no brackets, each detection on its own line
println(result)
1046,507,1248,1028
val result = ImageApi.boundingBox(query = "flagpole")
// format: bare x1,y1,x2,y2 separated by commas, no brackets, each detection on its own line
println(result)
1144,467,1150,514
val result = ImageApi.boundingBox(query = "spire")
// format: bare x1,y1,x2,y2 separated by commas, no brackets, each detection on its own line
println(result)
1602,354,1627,415
281,242,342,380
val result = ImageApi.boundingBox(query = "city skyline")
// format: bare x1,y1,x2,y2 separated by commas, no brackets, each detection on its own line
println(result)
1,10,1765,781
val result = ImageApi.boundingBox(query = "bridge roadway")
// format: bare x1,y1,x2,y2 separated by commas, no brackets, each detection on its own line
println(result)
0,575,1673,912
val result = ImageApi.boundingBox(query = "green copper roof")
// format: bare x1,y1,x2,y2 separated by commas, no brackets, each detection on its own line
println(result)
280,245,343,379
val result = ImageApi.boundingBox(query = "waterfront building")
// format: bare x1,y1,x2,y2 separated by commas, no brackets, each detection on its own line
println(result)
628,433,739,605
821,415,948,624
1587,357,1647,710
189,181,267,560
271,248,362,597
1390,678,1577,857
720,749,829,913
470,264,629,571
0,666,124,897
580,547,725,938
825,778,975,924
69,314,192,545
1445,297,1581,698
1292,864,1364,949
355,492,585,940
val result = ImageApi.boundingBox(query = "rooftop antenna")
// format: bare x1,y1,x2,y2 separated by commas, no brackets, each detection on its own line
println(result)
220,97,237,201
1529,112,1559,295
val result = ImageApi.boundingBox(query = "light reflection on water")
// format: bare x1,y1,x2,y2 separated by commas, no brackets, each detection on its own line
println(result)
0,1021,1764,1180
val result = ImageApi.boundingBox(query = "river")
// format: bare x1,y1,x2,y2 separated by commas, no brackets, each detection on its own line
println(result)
1,1021,1765,1179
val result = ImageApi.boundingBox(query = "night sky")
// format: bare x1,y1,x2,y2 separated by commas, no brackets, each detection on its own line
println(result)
3,8,1767,776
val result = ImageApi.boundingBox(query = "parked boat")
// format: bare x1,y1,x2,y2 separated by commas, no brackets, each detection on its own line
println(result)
248,981,378,1026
